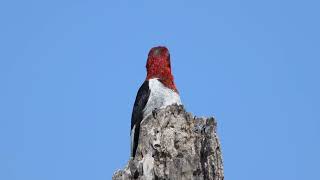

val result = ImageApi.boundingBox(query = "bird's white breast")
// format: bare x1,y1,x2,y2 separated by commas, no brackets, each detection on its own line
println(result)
143,78,182,118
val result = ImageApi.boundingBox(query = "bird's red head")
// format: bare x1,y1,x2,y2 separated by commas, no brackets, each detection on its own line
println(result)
146,46,178,93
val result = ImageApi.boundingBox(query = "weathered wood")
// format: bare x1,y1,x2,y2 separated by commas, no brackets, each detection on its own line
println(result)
113,105,224,180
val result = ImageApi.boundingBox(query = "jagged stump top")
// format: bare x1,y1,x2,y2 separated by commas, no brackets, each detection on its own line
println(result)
113,105,224,180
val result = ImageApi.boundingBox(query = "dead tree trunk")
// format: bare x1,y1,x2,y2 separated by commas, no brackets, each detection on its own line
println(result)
113,105,224,180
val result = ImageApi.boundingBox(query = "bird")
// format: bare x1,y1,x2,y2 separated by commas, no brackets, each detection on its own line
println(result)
131,46,182,157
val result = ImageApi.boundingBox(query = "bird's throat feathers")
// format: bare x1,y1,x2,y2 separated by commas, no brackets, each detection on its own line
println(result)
146,46,178,93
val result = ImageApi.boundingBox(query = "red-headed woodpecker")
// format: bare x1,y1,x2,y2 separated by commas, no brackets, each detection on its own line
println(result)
131,46,182,157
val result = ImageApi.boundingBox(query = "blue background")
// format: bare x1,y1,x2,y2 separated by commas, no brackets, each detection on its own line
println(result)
1,0,319,179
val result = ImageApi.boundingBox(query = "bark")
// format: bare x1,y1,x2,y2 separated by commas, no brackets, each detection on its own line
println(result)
113,105,224,180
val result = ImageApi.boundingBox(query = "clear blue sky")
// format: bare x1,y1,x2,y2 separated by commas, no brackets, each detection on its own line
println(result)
1,0,319,179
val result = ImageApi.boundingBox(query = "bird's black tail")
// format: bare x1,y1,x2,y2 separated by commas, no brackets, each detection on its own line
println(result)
131,124,140,157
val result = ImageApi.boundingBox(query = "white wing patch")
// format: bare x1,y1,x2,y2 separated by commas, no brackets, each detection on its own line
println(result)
130,124,135,156
143,78,182,118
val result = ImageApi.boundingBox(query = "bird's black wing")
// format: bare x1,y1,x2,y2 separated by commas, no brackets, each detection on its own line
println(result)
131,80,150,157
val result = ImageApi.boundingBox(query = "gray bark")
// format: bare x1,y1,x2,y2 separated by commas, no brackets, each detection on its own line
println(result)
113,105,224,180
